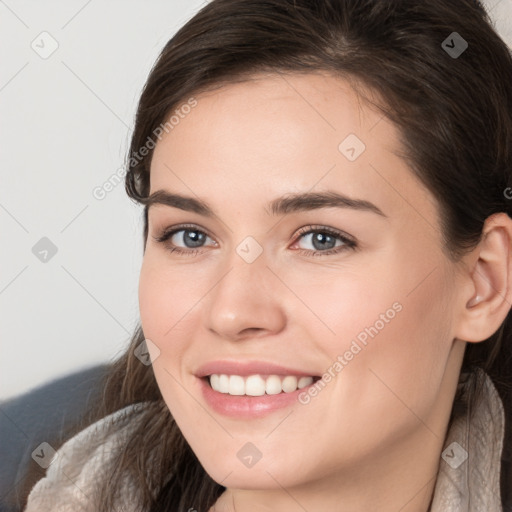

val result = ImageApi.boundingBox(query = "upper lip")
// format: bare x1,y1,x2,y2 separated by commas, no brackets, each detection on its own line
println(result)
195,360,319,378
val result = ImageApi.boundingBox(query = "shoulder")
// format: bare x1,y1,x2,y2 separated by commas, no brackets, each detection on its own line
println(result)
430,367,506,511
24,402,150,512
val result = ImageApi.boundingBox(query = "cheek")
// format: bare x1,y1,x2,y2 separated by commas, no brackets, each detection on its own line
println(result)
138,255,201,347
297,250,455,419
138,254,214,396
326,265,454,430
138,258,202,426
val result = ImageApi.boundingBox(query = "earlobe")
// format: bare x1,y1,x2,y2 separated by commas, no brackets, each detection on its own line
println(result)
455,213,512,343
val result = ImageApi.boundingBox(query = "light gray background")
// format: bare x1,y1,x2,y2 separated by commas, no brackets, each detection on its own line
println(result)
0,0,207,400
1,0,511,401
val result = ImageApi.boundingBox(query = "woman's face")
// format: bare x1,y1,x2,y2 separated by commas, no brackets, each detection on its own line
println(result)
139,72,466,497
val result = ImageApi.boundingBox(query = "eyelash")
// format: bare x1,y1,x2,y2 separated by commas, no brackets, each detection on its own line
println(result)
152,223,357,258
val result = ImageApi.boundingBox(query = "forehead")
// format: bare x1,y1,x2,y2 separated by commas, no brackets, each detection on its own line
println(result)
148,72,438,233
160,72,385,158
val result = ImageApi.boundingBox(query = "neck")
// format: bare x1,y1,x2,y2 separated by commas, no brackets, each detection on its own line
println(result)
211,426,443,512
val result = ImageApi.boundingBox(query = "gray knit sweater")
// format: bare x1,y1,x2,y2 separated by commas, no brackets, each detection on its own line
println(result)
24,367,506,511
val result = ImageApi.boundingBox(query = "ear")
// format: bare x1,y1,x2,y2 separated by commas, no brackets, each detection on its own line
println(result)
454,212,512,343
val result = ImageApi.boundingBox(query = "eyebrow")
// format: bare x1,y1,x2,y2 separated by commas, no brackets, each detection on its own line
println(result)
144,190,386,218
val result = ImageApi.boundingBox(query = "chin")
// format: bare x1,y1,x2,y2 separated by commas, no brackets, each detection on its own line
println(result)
197,449,302,490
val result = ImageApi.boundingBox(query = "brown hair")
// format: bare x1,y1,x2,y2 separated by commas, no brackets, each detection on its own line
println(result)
18,0,512,510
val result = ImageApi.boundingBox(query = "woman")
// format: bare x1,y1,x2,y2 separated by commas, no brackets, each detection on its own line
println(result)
22,0,512,510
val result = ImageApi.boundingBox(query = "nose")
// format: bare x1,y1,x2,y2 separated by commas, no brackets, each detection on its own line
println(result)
204,248,287,342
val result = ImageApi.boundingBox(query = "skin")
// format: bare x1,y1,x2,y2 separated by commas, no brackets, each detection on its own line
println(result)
138,72,512,512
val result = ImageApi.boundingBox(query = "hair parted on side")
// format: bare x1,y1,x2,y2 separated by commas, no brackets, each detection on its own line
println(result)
18,1,512,511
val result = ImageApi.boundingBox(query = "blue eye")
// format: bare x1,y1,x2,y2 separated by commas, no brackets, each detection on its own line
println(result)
292,225,357,256
153,224,357,257
153,224,216,256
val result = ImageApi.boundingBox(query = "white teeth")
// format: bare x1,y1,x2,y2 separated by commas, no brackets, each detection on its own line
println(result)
209,374,315,395
229,375,245,395
210,374,220,390
245,375,266,396
265,375,282,395
281,375,298,392
219,374,229,393
298,376,313,389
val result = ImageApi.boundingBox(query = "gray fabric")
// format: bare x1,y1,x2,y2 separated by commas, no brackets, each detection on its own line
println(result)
0,365,108,512
430,367,505,511
23,367,507,511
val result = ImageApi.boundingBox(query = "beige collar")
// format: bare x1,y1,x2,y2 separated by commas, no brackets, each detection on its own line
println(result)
25,368,506,511
430,367,505,511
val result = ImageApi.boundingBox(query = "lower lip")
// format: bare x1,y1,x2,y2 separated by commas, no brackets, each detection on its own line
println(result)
198,377,313,418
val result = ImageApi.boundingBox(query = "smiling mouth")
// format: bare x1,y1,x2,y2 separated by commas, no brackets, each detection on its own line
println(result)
205,374,321,396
